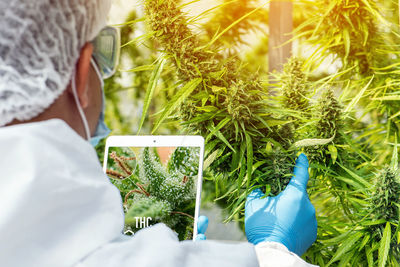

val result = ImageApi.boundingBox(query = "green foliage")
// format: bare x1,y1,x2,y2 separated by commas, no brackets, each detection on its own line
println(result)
103,0,400,264
317,89,342,139
295,0,384,74
203,0,268,50
281,58,310,113
370,167,400,221
144,0,306,202
319,161,400,266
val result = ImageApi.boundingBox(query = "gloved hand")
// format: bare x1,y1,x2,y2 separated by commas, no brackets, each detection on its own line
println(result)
195,215,209,240
245,153,317,256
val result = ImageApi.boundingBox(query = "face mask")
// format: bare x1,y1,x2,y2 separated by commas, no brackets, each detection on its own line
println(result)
71,58,111,146
89,58,111,147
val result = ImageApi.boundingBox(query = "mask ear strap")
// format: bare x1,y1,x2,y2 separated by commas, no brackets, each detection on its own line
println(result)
91,58,105,88
71,71,91,141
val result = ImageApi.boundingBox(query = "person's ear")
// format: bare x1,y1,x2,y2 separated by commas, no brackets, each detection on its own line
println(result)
71,43,94,108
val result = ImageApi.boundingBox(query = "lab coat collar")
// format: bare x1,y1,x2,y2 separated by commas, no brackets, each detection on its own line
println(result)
0,119,124,267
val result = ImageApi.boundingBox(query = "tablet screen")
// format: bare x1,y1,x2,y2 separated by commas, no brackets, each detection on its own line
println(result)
105,146,200,241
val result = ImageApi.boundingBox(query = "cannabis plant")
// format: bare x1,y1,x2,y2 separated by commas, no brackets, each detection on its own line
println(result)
309,148,400,266
103,0,400,265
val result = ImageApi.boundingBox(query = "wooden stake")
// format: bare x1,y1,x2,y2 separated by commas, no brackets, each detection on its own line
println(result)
269,0,293,73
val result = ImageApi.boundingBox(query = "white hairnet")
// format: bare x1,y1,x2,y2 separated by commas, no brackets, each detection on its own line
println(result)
0,0,112,126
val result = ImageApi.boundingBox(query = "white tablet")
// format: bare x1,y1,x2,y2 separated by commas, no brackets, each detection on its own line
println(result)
103,135,204,241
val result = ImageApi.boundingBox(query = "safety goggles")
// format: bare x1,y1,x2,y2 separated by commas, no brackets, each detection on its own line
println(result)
91,26,121,79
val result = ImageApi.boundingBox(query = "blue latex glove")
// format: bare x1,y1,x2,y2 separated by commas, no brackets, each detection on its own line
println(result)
245,153,317,256
195,215,209,240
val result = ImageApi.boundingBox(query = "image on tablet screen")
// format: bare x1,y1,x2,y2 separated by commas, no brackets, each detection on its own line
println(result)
106,146,200,240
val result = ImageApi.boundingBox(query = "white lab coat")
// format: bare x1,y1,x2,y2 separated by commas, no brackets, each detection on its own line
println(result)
0,119,317,267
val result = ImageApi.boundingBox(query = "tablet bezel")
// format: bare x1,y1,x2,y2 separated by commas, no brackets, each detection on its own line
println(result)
103,135,204,240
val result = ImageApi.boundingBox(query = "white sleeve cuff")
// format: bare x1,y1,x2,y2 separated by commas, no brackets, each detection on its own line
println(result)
254,242,319,267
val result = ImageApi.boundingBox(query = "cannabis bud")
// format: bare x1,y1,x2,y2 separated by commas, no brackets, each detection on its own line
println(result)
282,58,309,113
370,167,400,222
317,88,342,139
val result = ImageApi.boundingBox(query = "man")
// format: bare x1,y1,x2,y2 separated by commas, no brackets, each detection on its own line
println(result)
0,1,317,266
